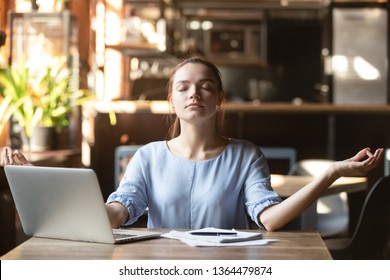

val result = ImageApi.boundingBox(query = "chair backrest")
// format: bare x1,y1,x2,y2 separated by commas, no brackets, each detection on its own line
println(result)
340,175,390,259
260,147,297,173
114,145,143,189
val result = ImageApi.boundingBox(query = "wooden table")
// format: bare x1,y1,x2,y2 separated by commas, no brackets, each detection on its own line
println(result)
1,229,332,260
271,175,367,198
271,175,367,231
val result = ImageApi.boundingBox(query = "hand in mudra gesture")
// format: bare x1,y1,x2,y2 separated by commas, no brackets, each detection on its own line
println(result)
0,147,33,166
331,148,383,178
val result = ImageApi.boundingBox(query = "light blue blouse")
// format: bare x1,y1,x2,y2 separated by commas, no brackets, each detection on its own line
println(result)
107,138,282,229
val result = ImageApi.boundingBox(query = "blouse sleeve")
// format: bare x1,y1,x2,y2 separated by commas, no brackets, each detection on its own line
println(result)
106,150,148,226
244,148,282,228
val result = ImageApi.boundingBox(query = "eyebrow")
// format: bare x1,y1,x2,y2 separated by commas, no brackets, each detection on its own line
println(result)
175,78,216,85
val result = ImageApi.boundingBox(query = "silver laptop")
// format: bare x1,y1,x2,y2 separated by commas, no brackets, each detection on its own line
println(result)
4,165,161,244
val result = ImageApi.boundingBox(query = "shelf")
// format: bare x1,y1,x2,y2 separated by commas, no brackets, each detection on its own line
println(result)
105,42,164,57
105,43,181,61
106,42,158,50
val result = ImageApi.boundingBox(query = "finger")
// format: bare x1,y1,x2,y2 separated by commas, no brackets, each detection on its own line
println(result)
361,148,383,170
374,148,384,159
363,151,377,165
367,148,383,163
5,147,14,165
14,150,30,165
371,148,384,166
363,156,376,168
14,150,24,161
0,148,5,165
348,148,370,162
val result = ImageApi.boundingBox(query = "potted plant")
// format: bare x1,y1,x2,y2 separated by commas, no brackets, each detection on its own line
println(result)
0,57,90,151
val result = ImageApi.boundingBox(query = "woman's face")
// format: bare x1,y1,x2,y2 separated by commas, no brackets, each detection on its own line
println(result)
170,62,222,124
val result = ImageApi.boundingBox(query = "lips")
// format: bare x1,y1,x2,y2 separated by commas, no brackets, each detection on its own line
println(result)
185,103,203,108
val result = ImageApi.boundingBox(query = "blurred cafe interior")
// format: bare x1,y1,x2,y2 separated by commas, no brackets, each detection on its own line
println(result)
0,0,390,258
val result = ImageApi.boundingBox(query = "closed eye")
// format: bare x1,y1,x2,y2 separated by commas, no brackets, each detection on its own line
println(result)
175,83,189,92
199,81,216,91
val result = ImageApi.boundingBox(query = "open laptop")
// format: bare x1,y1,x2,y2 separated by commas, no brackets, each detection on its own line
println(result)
4,165,161,244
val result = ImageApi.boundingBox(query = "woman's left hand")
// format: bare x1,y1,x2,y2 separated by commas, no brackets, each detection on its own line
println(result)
332,147,384,177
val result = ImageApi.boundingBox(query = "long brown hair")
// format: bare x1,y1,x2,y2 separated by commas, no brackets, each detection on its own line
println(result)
166,56,225,140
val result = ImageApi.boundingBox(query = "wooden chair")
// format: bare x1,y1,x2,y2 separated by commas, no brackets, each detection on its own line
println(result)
324,175,390,259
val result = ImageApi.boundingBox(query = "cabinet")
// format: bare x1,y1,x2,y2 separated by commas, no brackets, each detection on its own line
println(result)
7,11,79,148
8,11,78,71
94,0,177,101
116,0,168,52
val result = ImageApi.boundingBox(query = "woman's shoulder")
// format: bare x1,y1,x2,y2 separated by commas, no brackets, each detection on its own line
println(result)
226,138,262,158
138,141,167,153
228,138,259,151
128,141,168,165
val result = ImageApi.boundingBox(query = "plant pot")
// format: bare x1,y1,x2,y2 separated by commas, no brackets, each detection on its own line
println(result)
54,126,70,150
21,126,55,152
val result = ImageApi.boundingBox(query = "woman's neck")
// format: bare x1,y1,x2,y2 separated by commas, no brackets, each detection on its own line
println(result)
167,125,228,161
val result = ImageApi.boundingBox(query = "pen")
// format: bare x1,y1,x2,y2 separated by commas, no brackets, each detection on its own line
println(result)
190,232,237,236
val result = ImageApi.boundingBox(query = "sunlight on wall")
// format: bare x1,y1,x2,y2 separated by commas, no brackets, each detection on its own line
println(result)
332,55,380,81
95,1,105,68
353,56,380,80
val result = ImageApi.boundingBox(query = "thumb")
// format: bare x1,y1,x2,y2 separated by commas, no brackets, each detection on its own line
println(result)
14,150,31,165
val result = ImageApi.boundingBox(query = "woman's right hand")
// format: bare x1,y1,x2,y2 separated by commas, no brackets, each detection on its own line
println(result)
0,146,33,166
105,202,130,229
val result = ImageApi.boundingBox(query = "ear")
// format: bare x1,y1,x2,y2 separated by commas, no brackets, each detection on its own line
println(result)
218,91,225,105
168,94,175,110
169,94,173,105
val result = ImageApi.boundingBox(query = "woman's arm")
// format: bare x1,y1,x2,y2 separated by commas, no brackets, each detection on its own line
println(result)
259,147,384,231
105,202,130,228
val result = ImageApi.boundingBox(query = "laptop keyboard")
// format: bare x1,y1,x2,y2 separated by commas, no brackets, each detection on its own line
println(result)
113,232,136,239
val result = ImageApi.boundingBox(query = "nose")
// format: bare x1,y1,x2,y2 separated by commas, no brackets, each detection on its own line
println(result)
189,85,200,100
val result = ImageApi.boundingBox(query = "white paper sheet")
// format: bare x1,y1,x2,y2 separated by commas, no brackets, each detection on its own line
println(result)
162,227,278,247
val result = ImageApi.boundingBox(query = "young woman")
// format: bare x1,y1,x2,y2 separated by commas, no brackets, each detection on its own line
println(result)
1,56,383,231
